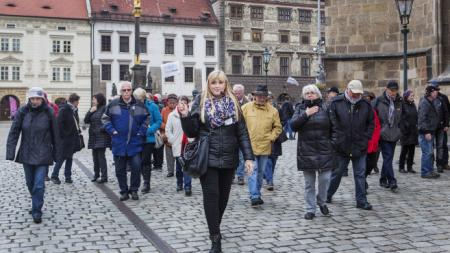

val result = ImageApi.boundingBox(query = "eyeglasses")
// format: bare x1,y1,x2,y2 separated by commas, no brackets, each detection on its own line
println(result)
121,89,131,92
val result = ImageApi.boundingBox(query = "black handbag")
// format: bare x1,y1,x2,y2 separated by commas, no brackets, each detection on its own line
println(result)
73,114,85,151
181,134,209,178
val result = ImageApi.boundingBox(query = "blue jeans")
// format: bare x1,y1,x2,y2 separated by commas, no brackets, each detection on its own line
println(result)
23,164,47,219
264,156,278,184
248,155,269,200
176,158,192,190
235,150,245,178
327,154,368,205
380,141,397,186
114,155,141,194
284,120,294,138
51,157,73,180
419,134,434,176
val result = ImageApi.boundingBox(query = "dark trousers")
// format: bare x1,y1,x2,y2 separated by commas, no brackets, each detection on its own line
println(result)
380,141,397,187
365,152,378,177
153,145,164,169
92,148,107,180
142,143,155,184
51,157,73,180
435,129,448,166
200,168,235,236
114,155,141,195
399,144,415,170
23,164,47,219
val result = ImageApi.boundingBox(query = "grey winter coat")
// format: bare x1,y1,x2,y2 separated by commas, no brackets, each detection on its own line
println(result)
373,92,403,143
418,96,441,134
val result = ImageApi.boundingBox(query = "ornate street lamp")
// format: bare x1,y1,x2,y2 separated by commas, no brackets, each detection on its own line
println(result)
395,0,414,92
314,0,326,85
131,0,146,90
263,48,272,86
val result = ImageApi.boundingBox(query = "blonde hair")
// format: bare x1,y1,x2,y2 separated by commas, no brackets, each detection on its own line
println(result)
200,70,240,123
302,84,323,99
133,87,147,102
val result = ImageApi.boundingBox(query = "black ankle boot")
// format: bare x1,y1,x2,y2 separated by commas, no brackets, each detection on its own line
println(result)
209,234,222,253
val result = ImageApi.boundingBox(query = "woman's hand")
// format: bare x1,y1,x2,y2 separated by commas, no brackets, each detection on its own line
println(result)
305,106,319,116
90,106,97,113
245,160,254,175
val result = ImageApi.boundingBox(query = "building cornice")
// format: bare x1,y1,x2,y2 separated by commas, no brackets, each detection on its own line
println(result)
226,0,324,8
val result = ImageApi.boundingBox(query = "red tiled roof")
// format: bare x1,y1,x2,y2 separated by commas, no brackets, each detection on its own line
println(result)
91,0,218,26
0,0,88,20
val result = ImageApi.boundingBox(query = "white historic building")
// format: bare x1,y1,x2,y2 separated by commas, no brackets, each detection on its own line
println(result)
0,1,91,120
90,0,219,98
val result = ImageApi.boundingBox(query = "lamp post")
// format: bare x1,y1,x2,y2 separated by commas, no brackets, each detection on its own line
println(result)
131,0,146,90
313,0,326,85
395,0,414,92
263,48,272,87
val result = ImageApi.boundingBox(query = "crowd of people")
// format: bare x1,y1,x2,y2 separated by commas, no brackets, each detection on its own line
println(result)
6,70,450,253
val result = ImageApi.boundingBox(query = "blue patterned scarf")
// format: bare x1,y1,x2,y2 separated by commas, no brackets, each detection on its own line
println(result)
205,96,237,128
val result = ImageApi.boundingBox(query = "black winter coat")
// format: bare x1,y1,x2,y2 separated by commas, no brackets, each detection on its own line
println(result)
58,103,82,159
291,101,336,171
84,106,111,149
6,102,60,165
181,95,254,169
330,95,374,158
400,101,418,145
280,101,294,124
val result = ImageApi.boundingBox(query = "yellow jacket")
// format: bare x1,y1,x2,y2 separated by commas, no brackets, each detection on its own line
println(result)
242,102,282,156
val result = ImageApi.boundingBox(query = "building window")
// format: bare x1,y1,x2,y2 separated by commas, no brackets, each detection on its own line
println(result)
300,32,310,45
280,31,289,44
6,24,15,29
101,35,111,52
280,57,290,76
63,67,71,81
252,56,262,75
12,66,20,80
299,9,312,23
12,38,20,51
165,76,174,82
101,64,111,81
185,67,194,83
140,37,147,53
232,55,242,74
184,40,193,56
232,30,242,41
119,65,129,81
58,26,66,31
321,11,326,24
119,36,129,53
301,58,310,76
206,67,215,80
206,40,215,56
252,30,262,43
52,67,60,81
1,38,8,51
251,7,264,20
165,38,174,54
0,66,8,80
230,5,243,19
63,41,71,53
278,8,291,21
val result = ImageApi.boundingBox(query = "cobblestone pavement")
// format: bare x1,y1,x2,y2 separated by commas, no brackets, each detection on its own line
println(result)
2,122,450,253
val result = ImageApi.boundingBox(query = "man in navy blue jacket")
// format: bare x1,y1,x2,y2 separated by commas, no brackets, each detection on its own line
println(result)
102,82,150,201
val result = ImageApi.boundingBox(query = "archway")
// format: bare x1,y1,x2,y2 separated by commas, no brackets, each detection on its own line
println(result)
0,95,20,121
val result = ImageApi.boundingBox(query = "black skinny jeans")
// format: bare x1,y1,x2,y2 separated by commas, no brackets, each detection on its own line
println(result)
200,168,235,236
365,152,378,177
141,143,155,184
92,148,107,180
399,144,415,170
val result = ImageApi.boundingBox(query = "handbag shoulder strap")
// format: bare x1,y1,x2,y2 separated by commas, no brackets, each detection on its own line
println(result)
72,113,81,133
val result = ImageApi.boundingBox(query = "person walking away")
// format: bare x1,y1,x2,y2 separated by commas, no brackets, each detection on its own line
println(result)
418,85,442,179
6,87,60,224
327,80,374,210
399,90,418,174
160,94,178,177
179,70,254,253
232,84,249,185
166,96,192,196
102,82,150,201
84,93,111,183
242,85,282,207
291,84,336,220
51,93,83,184
280,97,295,140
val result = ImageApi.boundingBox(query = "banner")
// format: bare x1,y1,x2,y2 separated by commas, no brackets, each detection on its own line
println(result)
161,62,180,80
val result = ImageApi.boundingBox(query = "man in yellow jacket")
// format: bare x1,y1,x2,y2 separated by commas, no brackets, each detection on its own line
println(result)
242,85,282,206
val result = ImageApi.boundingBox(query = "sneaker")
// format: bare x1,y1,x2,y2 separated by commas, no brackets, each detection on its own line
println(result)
379,181,389,188
167,172,174,177
65,178,73,184
119,193,129,201
319,205,330,216
304,212,315,220
51,177,61,185
431,172,441,178
131,192,139,200
237,177,245,185
33,217,42,224
141,183,150,194
390,185,398,193
251,198,264,207
267,183,274,191
407,168,417,174
91,176,99,182
97,178,108,184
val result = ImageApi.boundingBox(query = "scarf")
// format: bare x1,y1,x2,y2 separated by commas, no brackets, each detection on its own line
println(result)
205,96,237,128
344,90,361,105
388,95,395,127
304,98,322,108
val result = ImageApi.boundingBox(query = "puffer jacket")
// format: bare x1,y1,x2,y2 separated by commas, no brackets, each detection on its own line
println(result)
84,106,111,149
144,99,162,144
373,92,403,142
329,94,374,158
102,96,150,156
418,96,440,134
242,101,282,156
181,95,254,169
291,100,336,172
6,102,60,165
400,100,418,145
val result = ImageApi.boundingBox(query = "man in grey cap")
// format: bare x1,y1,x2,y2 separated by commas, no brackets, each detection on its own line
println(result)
327,80,374,210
